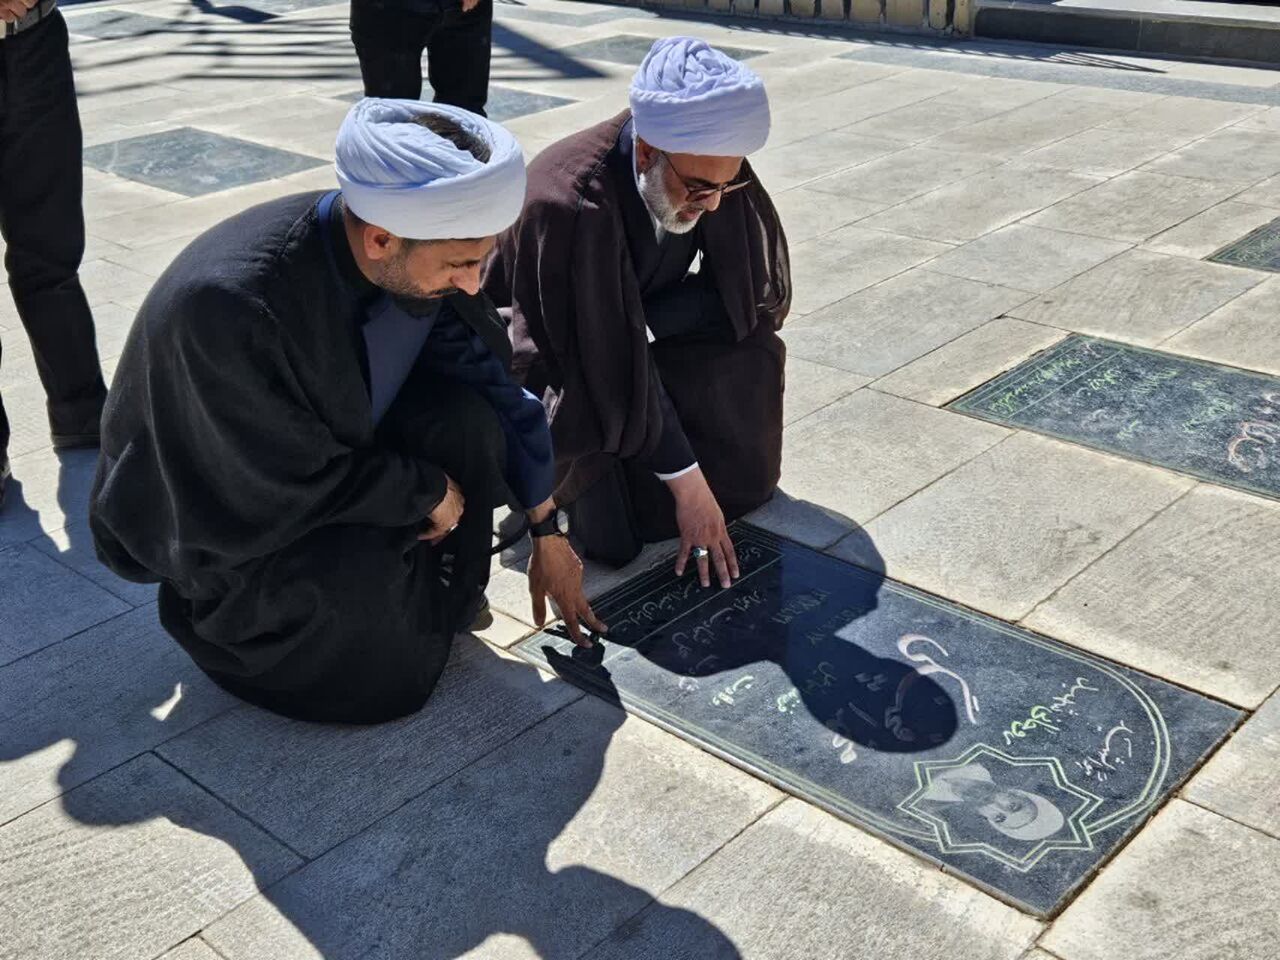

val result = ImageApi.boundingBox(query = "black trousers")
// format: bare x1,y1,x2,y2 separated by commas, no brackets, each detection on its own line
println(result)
350,0,492,115
0,11,106,454
159,377,511,724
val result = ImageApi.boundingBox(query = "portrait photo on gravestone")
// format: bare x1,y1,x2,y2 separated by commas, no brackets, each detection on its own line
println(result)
522,524,1240,915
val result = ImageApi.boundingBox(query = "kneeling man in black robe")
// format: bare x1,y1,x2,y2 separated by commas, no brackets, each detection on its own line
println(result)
486,37,791,590
91,100,603,723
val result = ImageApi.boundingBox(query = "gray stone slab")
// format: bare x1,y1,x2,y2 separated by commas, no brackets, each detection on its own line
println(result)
0,605,238,825
157,940,224,960
0,447,98,547
782,358,869,424
203,697,780,960
1164,276,1280,376
1207,212,1280,272
1185,690,1280,838
0,378,53,459
788,225,952,316
582,800,1042,960
751,130,904,192
1009,249,1262,345
926,97,1122,160
804,146,996,209
1234,172,1280,209
1027,171,1244,243
83,127,326,197
1143,127,1280,185
784,267,1032,377
844,98,1003,144
1020,127,1187,178
496,5,645,26
770,185,885,246
837,432,1193,621
559,34,766,67
872,317,1067,407
859,164,1103,245
33,521,165,606
518,523,1238,915
65,10,181,39
926,224,1130,294
1043,801,1280,960
1143,200,1278,260
781,389,1009,525
157,637,581,857
0,753,301,960
0,542,130,668
742,488,862,551
1025,485,1280,708
337,83,577,123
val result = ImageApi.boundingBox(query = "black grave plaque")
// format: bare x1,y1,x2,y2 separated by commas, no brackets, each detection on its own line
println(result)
949,334,1280,500
515,524,1239,915
1208,215,1280,272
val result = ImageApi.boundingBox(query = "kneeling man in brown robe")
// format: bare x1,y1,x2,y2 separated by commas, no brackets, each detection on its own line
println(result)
485,36,791,588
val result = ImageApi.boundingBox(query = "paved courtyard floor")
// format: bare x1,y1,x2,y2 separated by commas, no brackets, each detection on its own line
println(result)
2,1,1279,957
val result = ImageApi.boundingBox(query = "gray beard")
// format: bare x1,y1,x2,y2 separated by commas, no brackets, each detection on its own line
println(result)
637,165,699,236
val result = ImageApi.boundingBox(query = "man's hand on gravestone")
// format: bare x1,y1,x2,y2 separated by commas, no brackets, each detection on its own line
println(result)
669,468,739,590
419,475,465,545
528,535,607,647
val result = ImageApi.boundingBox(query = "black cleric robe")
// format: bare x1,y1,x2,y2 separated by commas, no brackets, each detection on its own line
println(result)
484,110,791,546
90,191,526,723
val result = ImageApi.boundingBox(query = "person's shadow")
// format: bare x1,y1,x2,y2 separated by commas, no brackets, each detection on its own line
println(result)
0,456,743,959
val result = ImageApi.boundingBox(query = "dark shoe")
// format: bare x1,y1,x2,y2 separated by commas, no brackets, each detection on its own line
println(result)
51,430,100,451
0,454,9,509
461,591,492,632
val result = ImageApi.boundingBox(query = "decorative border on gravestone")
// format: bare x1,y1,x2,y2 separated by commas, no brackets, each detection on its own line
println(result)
948,334,1280,501
1206,214,1280,272
515,522,1240,915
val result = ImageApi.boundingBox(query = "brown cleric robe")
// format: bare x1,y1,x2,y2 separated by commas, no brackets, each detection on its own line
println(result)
485,111,791,563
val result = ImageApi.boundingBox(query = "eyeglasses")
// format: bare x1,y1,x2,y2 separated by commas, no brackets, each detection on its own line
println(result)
658,151,752,204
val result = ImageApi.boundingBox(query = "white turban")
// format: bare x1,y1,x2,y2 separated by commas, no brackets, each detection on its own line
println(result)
629,36,770,158
334,99,526,241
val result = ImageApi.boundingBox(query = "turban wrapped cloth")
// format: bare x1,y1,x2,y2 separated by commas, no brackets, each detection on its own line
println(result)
334,99,527,240
628,36,771,158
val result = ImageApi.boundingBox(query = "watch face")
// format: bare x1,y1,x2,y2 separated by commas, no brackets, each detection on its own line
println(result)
556,508,571,536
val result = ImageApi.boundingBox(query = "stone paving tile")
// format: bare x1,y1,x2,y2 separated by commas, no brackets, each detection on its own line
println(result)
926,97,1123,159
871,317,1067,407
80,175,182,222
1143,127,1280,185
743,488,863,551
581,799,1042,960
1024,485,1280,708
1142,200,1279,260
925,223,1130,294
157,939,223,960
0,542,130,668
750,129,904,192
1162,276,1280,376
1019,127,1187,178
782,357,869,425
1,378,59,459
858,164,1103,245
1009,249,1263,345
1235,173,1280,209
1043,801,1279,960
203,698,781,960
804,146,995,209
1184,690,1280,839
0,605,237,825
32,521,159,607
88,178,298,247
769,186,885,246
156,638,582,858
842,98,1003,144
77,258,156,307
780,390,1009,526
834,432,1194,621
1097,95,1263,139
1026,171,1244,243
0,753,301,960
788,225,951,316
784,267,1031,377
0,448,98,547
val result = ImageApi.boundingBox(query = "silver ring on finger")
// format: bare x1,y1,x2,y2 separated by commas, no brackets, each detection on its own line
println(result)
691,546,710,560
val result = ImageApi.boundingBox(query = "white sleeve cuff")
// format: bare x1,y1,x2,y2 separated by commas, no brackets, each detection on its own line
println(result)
656,462,699,482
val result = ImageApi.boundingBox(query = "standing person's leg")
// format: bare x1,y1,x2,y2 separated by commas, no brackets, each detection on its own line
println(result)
0,11,106,448
350,0,436,100
426,0,491,116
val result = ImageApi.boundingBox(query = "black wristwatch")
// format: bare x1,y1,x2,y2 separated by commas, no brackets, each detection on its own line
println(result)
529,507,571,539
